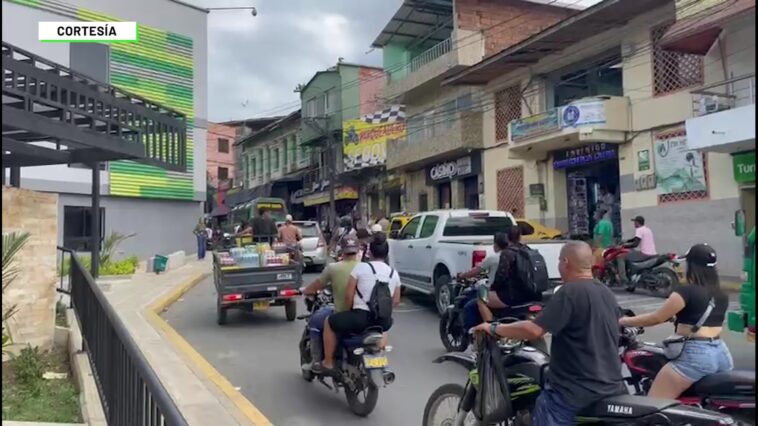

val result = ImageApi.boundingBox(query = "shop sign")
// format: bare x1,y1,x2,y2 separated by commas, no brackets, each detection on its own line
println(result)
342,105,406,171
426,155,481,186
303,186,359,207
654,134,706,195
553,143,617,170
560,100,607,128
529,184,545,197
510,109,560,142
290,189,305,204
733,151,755,184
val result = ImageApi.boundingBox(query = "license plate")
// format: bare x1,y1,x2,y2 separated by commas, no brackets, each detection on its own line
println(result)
363,355,388,369
277,273,293,280
253,300,270,311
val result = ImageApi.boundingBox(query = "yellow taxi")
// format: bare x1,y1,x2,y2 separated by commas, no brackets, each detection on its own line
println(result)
516,218,563,241
388,213,413,239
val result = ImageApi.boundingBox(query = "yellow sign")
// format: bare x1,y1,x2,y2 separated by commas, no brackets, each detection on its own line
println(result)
342,119,405,171
303,186,359,207
257,203,284,210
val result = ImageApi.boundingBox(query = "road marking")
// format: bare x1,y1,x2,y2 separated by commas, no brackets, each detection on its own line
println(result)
147,272,273,426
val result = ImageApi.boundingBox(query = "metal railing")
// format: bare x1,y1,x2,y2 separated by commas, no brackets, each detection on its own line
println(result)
59,247,187,426
409,38,453,74
691,73,755,117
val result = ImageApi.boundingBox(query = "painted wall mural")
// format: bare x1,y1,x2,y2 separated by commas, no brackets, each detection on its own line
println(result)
10,0,196,200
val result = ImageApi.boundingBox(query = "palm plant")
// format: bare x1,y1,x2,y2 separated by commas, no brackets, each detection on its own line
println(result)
2,231,30,353
99,231,136,266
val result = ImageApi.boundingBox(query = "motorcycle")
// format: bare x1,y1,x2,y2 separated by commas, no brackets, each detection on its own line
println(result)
619,318,755,423
593,244,680,297
297,288,395,417
439,275,546,353
423,319,736,426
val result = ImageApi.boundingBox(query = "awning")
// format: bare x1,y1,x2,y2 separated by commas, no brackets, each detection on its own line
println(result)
371,0,453,48
660,0,755,55
303,186,359,207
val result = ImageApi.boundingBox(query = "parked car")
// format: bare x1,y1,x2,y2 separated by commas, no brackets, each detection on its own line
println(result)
388,210,565,315
292,220,328,271
516,218,563,241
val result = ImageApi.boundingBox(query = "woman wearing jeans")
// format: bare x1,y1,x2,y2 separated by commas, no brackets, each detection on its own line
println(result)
620,243,733,398
193,218,207,260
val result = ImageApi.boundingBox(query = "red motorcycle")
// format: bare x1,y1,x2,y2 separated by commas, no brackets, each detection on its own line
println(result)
620,324,756,424
593,244,680,297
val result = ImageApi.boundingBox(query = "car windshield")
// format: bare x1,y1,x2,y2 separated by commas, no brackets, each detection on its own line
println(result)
442,216,514,237
297,223,320,238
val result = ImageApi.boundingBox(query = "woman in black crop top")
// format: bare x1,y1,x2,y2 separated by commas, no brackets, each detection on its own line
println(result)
619,243,733,399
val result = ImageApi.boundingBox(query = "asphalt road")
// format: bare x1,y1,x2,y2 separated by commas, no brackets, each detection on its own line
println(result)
163,273,754,426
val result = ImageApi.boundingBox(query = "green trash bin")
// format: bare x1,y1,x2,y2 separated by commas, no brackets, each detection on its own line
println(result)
154,255,168,274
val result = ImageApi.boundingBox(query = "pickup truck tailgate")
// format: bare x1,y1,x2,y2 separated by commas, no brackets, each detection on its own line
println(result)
215,263,299,296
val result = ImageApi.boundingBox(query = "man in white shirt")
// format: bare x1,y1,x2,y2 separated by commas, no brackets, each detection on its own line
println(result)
317,233,400,374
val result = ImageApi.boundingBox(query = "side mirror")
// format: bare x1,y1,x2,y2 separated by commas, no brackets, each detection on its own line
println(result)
390,230,399,239
734,210,746,237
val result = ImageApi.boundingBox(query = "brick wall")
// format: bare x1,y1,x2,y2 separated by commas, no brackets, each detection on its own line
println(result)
2,186,58,353
457,0,575,57
207,123,237,188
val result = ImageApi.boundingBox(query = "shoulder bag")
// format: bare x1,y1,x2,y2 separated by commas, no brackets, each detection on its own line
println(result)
661,298,715,360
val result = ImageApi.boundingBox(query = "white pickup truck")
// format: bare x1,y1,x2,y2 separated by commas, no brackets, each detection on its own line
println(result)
388,210,565,315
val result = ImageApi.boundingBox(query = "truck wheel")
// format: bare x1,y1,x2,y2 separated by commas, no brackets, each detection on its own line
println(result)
434,274,452,317
285,300,297,321
217,304,228,325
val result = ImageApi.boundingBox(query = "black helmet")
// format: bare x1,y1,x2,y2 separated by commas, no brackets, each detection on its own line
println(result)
340,216,352,228
681,243,717,268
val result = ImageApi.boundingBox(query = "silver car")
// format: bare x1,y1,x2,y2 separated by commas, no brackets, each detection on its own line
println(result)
293,221,328,271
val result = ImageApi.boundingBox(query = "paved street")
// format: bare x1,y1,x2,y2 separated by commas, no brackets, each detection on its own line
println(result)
163,273,754,426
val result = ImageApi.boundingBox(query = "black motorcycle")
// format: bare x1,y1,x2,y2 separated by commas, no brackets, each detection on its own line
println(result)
297,289,395,417
439,275,547,353
423,319,736,426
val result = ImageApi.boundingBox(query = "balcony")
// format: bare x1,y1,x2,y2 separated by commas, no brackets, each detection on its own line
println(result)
507,96,630,159
686,73,755,154
387,110,482,170
385,36,483,100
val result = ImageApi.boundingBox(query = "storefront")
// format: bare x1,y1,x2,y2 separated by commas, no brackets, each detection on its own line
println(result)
734,151,756,233
553,142,621,238
426,154,482,210
303,185,359,224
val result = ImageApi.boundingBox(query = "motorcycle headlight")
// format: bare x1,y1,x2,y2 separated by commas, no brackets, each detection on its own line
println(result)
353,348,364,355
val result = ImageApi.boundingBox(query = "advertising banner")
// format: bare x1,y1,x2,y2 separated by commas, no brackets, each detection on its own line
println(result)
510,109,560,142
426,154,481,186
654,134,707,195
343,105,406,171
560,100,607,128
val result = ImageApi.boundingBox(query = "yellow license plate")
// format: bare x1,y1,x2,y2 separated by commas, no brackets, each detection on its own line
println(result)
253,300,270,311
363,355,388,369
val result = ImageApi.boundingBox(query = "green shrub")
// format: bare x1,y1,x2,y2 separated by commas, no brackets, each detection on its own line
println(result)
13,346,44,394
58,255,138,277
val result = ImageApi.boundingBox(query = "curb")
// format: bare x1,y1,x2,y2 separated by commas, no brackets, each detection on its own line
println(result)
145,272,273,426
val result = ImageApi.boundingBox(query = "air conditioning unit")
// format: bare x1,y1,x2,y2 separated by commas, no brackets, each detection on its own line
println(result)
699,95,730,115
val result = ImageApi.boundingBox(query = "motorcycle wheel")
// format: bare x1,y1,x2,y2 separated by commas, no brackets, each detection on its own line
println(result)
345,380,379,417
299,330,314,382
439,310,470,352
650,268,677,298
285,300,297,322
422,383,477,426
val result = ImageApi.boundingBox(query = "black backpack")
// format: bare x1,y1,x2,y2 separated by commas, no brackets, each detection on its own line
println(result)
357,262,394,325
506,244,549,300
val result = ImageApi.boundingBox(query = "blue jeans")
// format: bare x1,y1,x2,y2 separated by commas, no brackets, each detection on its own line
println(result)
196,234,206,259
531,385,577,426
670,339,734,382
308,306,334,361
463,295,482,330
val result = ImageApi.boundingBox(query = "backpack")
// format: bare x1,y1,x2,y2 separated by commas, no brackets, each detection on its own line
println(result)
503,245,549,301
356,262,394,326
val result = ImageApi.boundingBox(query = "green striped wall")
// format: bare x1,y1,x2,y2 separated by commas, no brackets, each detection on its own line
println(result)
10,0,196,200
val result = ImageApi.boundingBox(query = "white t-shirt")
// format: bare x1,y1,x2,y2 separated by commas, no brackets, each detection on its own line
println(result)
350,261,401,311
480,253,500,285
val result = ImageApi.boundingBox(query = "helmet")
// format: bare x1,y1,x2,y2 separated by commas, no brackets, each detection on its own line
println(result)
340,216,352,228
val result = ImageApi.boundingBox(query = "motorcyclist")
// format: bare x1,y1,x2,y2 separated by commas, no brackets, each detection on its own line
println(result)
458,232,508,330
619,243,733,399
472,241,627,425
617,215,657,284
331,216,356,256
300,235,362,368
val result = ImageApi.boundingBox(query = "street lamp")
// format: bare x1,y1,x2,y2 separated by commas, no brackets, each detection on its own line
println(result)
206,6,257,16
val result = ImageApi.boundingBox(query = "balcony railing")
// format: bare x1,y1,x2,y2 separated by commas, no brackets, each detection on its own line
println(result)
692,73,755,117
409,38,452,74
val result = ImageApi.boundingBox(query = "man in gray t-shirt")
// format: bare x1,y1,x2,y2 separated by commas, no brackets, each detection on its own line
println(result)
458,232,508,329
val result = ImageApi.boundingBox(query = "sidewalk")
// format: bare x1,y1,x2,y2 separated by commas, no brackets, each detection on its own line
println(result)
101,256,260,425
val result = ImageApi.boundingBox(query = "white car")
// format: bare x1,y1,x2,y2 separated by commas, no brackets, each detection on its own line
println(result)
292,221,328,271
388,210,565,315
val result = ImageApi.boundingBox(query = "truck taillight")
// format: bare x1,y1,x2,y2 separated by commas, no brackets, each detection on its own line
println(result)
222,293,243,302
280,289,300,297
472,250,486,268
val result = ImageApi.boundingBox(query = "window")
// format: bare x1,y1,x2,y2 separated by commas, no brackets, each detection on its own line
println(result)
218,138,230,153
324,91,330,113
419,193,429,212
63,206,105,252
306,98,318,117
517,220,535,236
442,216,514,237
273,148,280,171
245,156,250,181
218,167,229,181
652,23,704,96
495,86,521,142
419,215,439,239
400,216,422,239
296,223,321,238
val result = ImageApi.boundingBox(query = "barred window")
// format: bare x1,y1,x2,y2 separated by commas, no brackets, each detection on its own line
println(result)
652,23,704,96
495,85,521,143
496,166,525,217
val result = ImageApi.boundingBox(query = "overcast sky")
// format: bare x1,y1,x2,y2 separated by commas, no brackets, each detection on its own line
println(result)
189,0,601,122
184,0,402,122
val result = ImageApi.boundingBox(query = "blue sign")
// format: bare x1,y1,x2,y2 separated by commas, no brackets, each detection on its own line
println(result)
562,105,581,127
553,143,618,169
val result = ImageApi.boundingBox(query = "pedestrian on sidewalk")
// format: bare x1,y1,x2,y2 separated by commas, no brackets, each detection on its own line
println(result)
193,218,207,260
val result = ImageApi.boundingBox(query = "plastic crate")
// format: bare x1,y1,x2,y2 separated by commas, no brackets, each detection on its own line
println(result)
154,255,168,274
